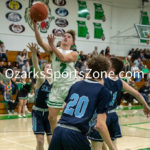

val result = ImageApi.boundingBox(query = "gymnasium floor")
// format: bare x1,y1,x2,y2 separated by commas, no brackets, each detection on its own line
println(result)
0,108,150,150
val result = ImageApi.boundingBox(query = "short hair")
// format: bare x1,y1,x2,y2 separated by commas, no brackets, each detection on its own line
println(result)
87,55,110,79
110,57,124,75
66,30,76,43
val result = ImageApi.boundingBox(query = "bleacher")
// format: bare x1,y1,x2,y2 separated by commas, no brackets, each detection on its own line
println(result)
0,51,149,114
0,50,50,114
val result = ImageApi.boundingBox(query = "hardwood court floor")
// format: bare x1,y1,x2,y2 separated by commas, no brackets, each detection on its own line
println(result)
0,109,150,150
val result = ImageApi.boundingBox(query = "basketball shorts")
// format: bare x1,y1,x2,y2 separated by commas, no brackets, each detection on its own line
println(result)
47,83,72,108
48,126,91,150
88,112,122,142
32,110,51,135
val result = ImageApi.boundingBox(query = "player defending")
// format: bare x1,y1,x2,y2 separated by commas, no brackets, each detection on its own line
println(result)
88,57,150,150
27,43,52,150
48,55,117,150
32,21,78,133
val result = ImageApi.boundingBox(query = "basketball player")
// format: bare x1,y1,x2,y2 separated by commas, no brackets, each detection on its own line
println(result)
88,57,150,150
48,55,117,150
32,21,78,133
27,43,52,150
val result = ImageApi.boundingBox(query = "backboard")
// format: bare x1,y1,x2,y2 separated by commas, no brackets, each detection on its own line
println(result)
135,24,150,41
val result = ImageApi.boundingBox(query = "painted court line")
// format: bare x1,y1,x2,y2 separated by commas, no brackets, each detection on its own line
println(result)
1,138,35,149
122,122,150,131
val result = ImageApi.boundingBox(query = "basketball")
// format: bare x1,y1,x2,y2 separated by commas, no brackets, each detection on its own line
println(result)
30,2,48,22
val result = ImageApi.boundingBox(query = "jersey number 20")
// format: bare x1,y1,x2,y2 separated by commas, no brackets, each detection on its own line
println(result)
64,93,89,118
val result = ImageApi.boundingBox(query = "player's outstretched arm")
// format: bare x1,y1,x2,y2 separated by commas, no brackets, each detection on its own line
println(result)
122,80,150,117
27,43,44,87
32,21,52,53
95,113,117,150
47,34,78,62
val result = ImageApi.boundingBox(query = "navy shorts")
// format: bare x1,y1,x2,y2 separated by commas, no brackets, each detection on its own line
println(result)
88,112,122,142
48,126,91,150
32,110,51,135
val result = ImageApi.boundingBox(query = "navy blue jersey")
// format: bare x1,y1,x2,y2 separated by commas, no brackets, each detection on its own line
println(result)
35,80,52,109
89,78,123,128
59,80,111,134
104,78,122,111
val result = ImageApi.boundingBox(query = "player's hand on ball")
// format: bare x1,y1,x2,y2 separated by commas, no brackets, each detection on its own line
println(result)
27,43,39,53
47,34,56,48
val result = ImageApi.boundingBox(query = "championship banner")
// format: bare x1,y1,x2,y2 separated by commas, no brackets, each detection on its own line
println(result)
77,20,89,38
93,23,104,39
78,0,90,20
94,3,105,22
141,11,149,25
140,11,149,43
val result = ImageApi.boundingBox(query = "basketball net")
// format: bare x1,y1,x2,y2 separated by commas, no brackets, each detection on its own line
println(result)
146,34,150,45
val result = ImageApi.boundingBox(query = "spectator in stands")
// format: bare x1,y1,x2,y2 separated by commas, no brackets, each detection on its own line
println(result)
0,68,11,94
93,46,98,55
105,46,111,59
138,59,145,70
17,78,31,118
134,48,140,60
140,51,146,61
128,48,134,56
16,52,25,67
139,82,150,104
22,61,30,75
79,51,86,62
22,49,28,64
133,58,140,67
3,87,17,114
99,50,104,56
0,40,8,62
5,62,12,76
75,58,82,71
131,63,141,82
80,61,88,77
14,61,21,70
11,67,20,95
123,57,130,72
142,65,149,79
5,62,12,69
122,80,138,105
147,73,150,82
0,60,4,73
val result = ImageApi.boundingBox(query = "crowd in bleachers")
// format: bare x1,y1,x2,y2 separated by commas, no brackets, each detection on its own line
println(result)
0,40,150,115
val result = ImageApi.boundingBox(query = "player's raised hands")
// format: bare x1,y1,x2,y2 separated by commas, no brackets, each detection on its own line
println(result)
27,43,39,53
47,34,56,48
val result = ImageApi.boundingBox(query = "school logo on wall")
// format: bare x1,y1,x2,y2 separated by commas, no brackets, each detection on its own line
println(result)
53,0,66,6
55,18,68,27
9,24,25,33
25,0,54,32
6,12,22,22
52,28,65,36
6,0,22,10
38,19,50,33
55,8,68,17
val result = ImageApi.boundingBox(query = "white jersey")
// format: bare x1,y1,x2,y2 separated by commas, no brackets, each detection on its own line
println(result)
51,47,76,86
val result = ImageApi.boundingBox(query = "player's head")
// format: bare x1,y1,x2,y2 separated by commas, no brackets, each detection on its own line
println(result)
43,63,52,76
109,57,124,75
61,30,75,48
87,55,110,79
